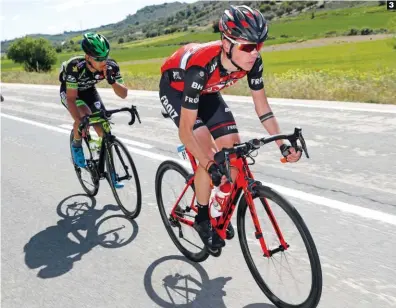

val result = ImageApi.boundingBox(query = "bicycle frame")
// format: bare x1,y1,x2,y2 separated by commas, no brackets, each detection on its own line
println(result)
81,118,129,183
78,105,140,181
170,148,288,258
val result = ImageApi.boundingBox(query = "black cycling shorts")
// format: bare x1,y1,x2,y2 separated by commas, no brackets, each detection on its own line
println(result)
60,83,106,113
159,74,239,140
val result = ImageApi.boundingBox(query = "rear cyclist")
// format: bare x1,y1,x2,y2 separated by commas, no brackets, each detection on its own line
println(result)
59,32,128,188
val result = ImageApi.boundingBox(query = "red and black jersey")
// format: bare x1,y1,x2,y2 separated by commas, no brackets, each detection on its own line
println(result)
160,40,264,95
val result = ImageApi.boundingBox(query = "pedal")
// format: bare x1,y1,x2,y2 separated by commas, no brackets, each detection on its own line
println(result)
207,247,222,257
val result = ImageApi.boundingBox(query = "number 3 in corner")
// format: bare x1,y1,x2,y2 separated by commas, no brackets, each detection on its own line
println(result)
387,1,395,10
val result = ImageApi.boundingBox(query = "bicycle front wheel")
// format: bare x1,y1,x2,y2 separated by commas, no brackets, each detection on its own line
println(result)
105,136,142,219
237,185,322,308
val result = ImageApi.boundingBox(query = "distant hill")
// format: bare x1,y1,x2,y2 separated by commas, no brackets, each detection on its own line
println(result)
0,1,383,52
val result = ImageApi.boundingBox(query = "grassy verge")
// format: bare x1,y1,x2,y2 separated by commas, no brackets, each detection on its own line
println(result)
3,68,394,105
2,39,395,105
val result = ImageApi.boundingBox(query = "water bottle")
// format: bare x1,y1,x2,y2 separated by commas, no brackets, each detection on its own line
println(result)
89,137,101,160
210,182,232,218
177,144,188,160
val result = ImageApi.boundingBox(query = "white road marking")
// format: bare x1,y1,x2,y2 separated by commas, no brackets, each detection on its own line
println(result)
2,112,396,226
2,83,396,114
58,124,154,149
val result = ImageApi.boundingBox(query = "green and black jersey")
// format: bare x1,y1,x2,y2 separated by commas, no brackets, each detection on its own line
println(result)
59,56,124,91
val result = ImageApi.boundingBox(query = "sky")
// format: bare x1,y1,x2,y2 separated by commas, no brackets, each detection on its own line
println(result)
0,0,196,41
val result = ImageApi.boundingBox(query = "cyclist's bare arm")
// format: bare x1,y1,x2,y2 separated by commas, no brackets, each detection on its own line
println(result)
251,88,284,148
247,55,283,148
178,66,212,169
111,80,128,99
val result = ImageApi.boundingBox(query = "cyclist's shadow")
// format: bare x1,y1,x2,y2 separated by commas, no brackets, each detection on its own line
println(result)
23,194,138,279
144,255,275,308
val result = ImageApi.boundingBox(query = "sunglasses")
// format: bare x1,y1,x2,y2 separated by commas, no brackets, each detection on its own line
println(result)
91,56,108,62
224,34,263,53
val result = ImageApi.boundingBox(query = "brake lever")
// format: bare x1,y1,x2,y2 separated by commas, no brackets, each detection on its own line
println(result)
128,110,135,126
133,106,142,124
224,151,233,184
299,135,310,158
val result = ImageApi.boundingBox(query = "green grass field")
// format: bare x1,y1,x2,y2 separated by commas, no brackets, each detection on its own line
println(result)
270,5,395,38
125,38,396,75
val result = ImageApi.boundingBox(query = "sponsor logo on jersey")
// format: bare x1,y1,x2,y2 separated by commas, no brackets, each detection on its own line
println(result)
227,124,237,130
191,82,203,90
250,77,263,85
184,96,199,104
66,75,76,82
94,101,102,109
209,61,217,74
173,71,182,80
160,95,178,120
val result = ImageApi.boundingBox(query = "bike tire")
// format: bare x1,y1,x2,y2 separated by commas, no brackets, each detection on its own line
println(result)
105,136,142,219
237,185,323,308
155,160,209,263
69,129,99,196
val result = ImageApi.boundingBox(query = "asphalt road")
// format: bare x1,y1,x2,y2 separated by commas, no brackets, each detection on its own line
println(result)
1,83,395,308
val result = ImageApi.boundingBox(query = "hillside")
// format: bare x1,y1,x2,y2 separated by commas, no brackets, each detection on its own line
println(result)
1,0,385,52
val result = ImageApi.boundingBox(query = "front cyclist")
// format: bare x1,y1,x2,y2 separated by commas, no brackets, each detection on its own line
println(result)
59,32,128,188
159,5,302,250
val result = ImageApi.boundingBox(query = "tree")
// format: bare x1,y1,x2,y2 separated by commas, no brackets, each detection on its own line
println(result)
212,21,220,33
7,37,57,72
118,37,124,44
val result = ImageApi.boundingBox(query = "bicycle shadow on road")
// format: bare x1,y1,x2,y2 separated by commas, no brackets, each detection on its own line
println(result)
144,255,275,308
23,194,139,279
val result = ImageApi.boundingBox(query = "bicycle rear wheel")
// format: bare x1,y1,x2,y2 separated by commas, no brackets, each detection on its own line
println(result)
69,129,99,196
105,136,142,219
155,160,209,263
237,185,322,308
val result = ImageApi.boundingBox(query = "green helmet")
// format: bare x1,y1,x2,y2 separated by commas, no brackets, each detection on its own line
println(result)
81,32,110,61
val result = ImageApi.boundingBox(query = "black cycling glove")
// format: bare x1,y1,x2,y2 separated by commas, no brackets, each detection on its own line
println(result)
106,66,116,85
207,162,223,187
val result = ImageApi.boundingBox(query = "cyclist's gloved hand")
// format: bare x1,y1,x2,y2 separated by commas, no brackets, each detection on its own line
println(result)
105,66,116,85
207,162,224,187
280,144,302,163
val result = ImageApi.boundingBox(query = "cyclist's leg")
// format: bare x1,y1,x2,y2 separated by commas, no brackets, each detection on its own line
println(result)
159,76,216,205
200,92,241,177
78,87,106,138
198,92,241,239
159,76,224,248
60,84,93,167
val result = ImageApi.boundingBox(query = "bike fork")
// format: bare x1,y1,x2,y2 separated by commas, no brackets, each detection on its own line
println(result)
245,183,289,258
245,190,272,258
